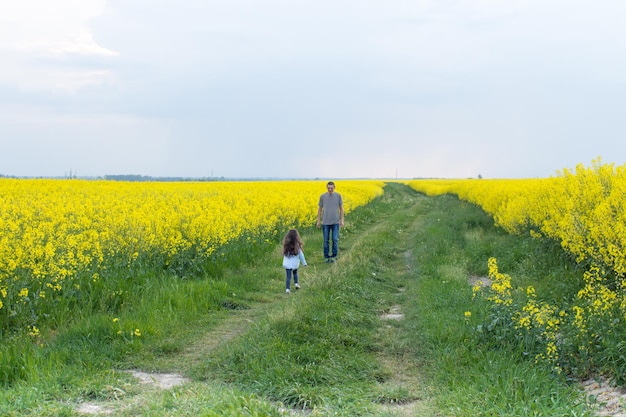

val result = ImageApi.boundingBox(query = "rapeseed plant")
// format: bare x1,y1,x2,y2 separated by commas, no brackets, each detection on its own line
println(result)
407,160,626,380
0,179,384,336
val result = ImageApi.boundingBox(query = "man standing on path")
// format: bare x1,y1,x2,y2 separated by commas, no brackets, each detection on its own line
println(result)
317,181,344,263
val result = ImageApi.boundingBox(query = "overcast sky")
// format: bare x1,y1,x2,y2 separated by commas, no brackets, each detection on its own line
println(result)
1,1,625,179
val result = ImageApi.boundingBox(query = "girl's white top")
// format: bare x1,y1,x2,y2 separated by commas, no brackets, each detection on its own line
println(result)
283,249,307,269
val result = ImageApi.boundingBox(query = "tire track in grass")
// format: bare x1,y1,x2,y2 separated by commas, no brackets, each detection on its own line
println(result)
75,308,267,416
320,182,436,415
371,198,438,416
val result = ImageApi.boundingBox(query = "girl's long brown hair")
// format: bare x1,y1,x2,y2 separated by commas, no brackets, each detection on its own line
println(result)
282,229,303,256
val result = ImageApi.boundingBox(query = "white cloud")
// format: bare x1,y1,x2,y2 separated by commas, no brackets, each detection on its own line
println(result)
0,0,117,92
0,0,115,55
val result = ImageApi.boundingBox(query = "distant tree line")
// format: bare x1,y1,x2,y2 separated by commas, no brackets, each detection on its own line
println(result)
103,174,225,182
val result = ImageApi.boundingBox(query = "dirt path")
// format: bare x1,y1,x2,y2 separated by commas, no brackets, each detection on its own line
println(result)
75,308,262,415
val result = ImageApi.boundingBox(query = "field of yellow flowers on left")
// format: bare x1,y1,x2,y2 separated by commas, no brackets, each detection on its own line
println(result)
0,179,384,335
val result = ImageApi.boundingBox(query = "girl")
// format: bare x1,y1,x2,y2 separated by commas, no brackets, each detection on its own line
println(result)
282,228,307,294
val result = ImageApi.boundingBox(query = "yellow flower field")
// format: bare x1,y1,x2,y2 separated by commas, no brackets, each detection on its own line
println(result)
0,179,384,332
405,159,626,279
406,159,626,375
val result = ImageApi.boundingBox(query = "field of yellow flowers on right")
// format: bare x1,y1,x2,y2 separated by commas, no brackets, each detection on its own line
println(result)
406,158,626,381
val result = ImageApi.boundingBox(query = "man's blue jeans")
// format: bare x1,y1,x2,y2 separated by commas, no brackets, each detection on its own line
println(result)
322,223,340,259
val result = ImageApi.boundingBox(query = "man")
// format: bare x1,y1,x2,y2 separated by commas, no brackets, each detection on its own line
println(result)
316,181,344,262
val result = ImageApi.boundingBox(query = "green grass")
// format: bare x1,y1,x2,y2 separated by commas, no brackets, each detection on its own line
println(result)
0,182,597,416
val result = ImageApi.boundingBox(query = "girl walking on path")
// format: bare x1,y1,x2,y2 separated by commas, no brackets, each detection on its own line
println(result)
282,229,307,294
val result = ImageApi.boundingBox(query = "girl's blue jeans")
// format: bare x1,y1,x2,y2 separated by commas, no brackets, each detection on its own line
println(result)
322,223,339,259
285,268,299,290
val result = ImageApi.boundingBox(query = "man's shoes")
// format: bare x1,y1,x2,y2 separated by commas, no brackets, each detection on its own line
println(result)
324,258,331,263
329,257,336,263
285,289,290,294
294,283,300,290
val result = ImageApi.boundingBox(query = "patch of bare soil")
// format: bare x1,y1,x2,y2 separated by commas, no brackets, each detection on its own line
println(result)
380,304,404,321
468,275,492,288
583,377,626,417
76,371,190,415
76,403,114,416
127,371,190,390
